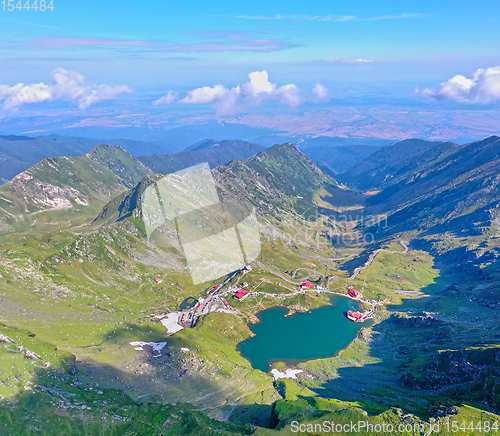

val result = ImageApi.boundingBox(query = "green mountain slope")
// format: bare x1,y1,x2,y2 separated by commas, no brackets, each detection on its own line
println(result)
0,145,151,231
366,136,500,232
87,144,152,188
0,143,330,432
341,138,461,190
241,142,331,215
0,134,97,183
363,136,500,273
137,139,264,174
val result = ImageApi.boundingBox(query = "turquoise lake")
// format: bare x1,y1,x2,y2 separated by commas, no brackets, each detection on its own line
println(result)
238,296,368,372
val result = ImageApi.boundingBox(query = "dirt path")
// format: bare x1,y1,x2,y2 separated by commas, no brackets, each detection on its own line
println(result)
399,240,409,254
290,244,357,263
252,260,321,285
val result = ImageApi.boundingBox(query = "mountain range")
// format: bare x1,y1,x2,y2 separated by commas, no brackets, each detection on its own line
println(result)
0,145,151,232
362,136,500,275
0,130,389,186
0,134,267,186
137,139,265,174
0,134,161,185
1,134,500,433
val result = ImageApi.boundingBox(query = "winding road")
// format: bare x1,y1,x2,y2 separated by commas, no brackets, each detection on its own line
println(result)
252,259,322,286
349,240,410,280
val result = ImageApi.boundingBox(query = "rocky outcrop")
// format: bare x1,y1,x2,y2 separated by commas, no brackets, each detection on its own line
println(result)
399,347,500,410
10,171,84,210
470,285,500,310
0,333,15,343
392,314,447,327
25,349,43,360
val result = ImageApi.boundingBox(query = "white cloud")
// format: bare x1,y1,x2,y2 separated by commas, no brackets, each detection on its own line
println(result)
213,89,240,115
275,84,304,107
178,70,308,115
0,83,52,109
244,71,275,95
168,38,298,53
0,68,132,110
181,84,241,115
51,68,132,109
420,66,500,104
19,34,298,54
312,83,330,102
181,84,230,104
153,91,178,106
366,13,428,21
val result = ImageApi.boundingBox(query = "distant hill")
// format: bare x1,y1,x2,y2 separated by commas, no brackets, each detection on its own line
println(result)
340,139,461,190
0,145,150,230
298,136,389,149
0,134,162,184
137,139,265,174
0,134,264,184
0,135,36,141
183,139,220,152
0,134,98,183
53,120,278,151
302,144,379,175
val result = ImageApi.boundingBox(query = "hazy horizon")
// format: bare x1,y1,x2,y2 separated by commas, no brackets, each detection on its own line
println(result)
1,0,499,146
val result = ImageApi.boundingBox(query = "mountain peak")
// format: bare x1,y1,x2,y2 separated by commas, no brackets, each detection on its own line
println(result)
96,139,332,227
86,144,151,189
86,143,130,158
480,135,500,143
183,139,219,152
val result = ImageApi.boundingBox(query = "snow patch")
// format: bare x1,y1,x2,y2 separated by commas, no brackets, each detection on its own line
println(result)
271,368,303,380
129,341,167,353
160,312,184,334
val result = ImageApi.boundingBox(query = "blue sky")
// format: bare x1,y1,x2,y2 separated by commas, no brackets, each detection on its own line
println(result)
0,0,499,142
1,0,499,85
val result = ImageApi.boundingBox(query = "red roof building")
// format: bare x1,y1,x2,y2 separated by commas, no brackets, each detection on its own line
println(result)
348,289,361,298
347,310,364,322
234,289,249,300
301,281,315,288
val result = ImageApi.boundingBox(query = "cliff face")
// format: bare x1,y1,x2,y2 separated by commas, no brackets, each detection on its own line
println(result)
400,346,500,409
